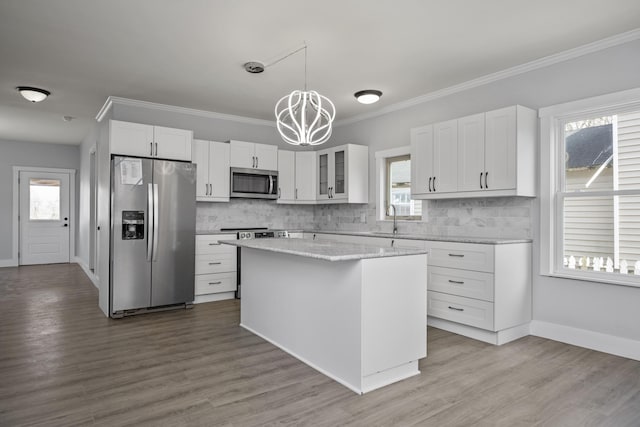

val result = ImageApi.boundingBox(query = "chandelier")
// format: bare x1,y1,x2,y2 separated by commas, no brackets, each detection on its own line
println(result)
252,43,334,146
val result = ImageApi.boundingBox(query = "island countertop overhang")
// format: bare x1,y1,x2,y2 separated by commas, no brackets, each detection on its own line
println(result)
221,238,428,262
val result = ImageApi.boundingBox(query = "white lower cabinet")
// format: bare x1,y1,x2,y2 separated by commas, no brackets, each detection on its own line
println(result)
194,234,237,303
426,240,531,345
303,232,531,345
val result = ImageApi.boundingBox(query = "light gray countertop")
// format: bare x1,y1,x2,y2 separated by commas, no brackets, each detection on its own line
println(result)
197,229,531,244
304,230,531,245
221,238,428,262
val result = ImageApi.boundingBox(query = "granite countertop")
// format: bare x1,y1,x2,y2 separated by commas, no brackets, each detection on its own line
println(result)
197,229,530,244
221,238,428,262
304,230,531,245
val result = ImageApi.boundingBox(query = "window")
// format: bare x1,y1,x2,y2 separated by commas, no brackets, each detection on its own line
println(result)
375,147,423,221
29,178,61,220
386,155,422,219
540,88,640,286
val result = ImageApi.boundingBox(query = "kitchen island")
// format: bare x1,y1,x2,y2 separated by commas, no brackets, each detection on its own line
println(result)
222,238,428,394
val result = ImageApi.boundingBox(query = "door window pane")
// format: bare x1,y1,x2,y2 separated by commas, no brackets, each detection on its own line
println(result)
29,178,60,220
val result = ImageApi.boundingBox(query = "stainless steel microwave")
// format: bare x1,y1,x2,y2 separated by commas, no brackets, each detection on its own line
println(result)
230,167,278,199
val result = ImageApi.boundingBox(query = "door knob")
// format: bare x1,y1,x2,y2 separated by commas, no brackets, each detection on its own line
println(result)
64,217,68,220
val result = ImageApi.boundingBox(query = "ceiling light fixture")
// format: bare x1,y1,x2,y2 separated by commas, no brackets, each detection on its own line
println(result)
354,89,382,104
272,43,335,146
16,86,50,103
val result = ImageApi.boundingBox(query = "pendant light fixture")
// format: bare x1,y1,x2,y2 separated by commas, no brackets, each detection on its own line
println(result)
16,86,50,103
273,43,335,146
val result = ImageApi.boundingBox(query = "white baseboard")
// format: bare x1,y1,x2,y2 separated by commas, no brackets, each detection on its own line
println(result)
427,316,530,345
73,257,99,288
530,320,640,362
0,258,18,268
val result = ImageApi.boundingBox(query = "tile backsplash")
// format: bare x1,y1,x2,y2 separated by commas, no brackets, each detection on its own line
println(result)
197,197,533,239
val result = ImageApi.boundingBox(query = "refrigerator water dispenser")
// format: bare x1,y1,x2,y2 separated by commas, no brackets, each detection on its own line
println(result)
122,211,144,240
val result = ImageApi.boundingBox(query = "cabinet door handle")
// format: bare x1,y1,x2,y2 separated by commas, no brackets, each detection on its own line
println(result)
208,262,222,265
278,187,281,199
208,281,222,285
295,188,298,199
208,242,221,246
150,142,153,156
448,306,464,312
154,143,158,156
256,156,259,168
448,253,464,257
485,171,488,189
433,176,436,192
480,172,484,189
448,279,465,284
209,183,213,195
428,177,432,192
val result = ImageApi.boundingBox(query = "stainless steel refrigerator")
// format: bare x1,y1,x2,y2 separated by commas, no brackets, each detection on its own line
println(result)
110,156,196,317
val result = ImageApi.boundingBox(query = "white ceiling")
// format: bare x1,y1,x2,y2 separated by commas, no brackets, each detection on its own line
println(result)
1,0,639,145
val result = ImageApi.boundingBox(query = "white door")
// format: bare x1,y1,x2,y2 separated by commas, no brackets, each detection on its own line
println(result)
254,143,278,170
410,125,434,196
229,140,256,168
193,139,211,200
209,141,230,201
277,150,296,202
295,151,316,202
457,113,486,191
485,106,517,191
154,126,193,161
19,171,71,265
433,119,458,193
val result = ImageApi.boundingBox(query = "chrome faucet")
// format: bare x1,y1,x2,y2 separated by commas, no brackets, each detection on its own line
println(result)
389,204,398,235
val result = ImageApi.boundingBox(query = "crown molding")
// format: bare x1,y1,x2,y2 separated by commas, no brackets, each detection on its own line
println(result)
336,28,640,127
96,96,276,127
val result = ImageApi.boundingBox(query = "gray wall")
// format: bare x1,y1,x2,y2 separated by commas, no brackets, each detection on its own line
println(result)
330,38,640,342
75,38,640,342
0,140,80,261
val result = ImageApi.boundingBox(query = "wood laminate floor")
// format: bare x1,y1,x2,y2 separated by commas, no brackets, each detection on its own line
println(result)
1,264,639,426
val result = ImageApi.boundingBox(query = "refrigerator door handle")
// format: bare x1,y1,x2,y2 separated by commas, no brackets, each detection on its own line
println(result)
152,183,159,261
147,183,153,261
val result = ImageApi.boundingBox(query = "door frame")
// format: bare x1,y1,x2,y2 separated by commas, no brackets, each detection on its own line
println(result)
12,166,76,266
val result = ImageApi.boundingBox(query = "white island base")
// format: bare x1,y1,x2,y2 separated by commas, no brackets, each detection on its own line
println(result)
239,247,427,394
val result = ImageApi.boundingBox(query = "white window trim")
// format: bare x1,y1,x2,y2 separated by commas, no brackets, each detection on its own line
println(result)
374,146,424,222
539,87,640,287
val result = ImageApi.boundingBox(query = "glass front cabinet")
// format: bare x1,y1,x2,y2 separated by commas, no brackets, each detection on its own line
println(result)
316,144,368,203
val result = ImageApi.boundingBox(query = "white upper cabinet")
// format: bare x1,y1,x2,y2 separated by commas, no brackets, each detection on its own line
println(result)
410,125,434,197
410,121,457,196
457,113,486,191
433,119,458,193
109,120,192,161
193,139,230,202
229,140,278,170
295,151,317,202
411,105,536,199
316,144,368,204
277,151,317,204
277,150,296,203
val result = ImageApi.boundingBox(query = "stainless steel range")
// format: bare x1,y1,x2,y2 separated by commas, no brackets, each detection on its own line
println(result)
219,228,292,298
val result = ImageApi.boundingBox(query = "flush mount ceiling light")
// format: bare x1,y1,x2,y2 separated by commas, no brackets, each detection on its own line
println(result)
354,89,382,104
16,86,50,103
246,43,335,146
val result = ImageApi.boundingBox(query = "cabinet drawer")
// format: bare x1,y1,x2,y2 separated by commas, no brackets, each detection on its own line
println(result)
195,254,236,274
428,266,494,302
427,291,494,330
196,235,237,255
195,272,237,295
426,241,494,272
